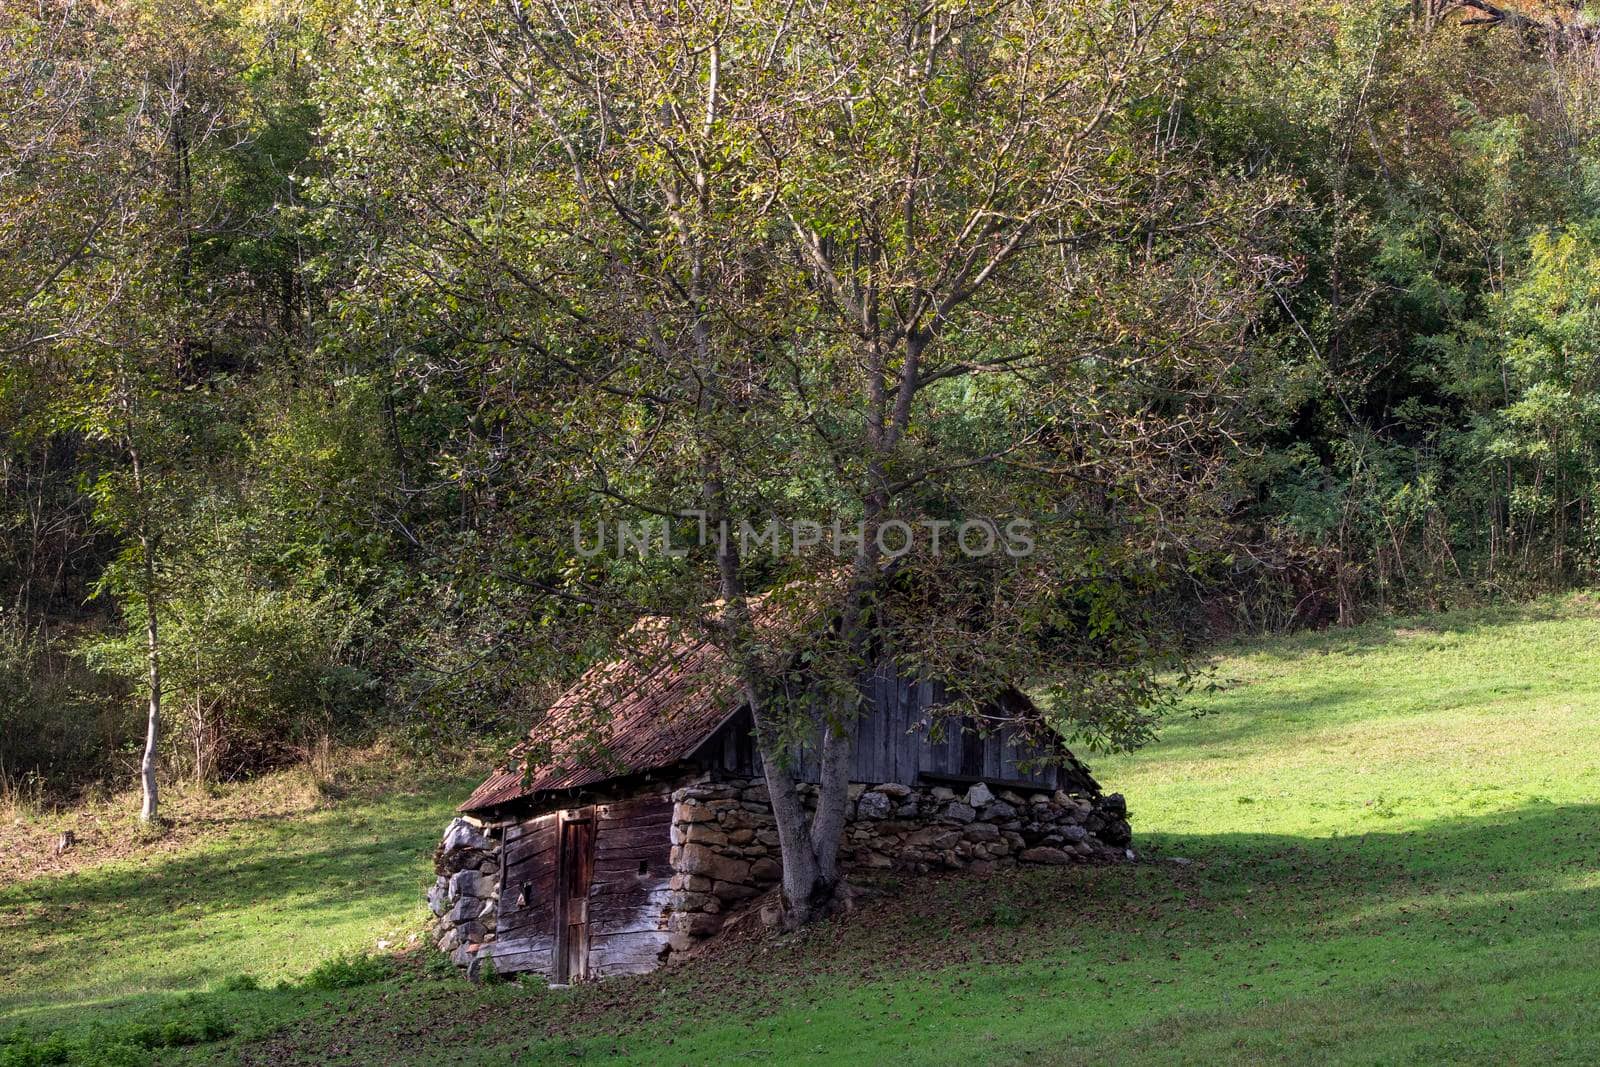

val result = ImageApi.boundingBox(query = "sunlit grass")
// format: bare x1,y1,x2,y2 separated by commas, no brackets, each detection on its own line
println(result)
8,596,1600,1064
0,762,478,1027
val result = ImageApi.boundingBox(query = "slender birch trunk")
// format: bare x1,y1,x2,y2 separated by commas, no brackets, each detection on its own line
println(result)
125,426,161,823
138,540,161,822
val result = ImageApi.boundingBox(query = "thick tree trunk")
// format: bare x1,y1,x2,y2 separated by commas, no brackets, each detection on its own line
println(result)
735,559,877,927
704,461,858,927
714,550,851,925
725,373,891,927
745,689,856,927
807,713,856,895
750,690,839,928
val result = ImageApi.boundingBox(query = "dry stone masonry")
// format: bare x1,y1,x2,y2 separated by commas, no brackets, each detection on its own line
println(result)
429,816,502,969
429,774,1133,975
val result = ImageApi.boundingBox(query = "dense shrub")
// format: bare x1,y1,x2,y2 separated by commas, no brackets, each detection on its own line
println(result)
0,1003,232,1067
0,622,127,804
301,951,390,990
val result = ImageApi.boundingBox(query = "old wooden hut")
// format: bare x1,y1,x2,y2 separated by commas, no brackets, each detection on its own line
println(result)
430,616,1132,983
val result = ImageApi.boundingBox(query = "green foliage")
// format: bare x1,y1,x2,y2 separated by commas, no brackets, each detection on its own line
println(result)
1454,224,1600,533
300,951,390,991
0,998,233,1066
303,0,1298,777
1169,3,1600,624
15,0,1600,801
0,620,126,801
0,1030,70,1067
81,545,373,779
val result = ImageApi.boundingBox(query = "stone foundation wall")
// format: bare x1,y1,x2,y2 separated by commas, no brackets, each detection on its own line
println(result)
665,776,1132,954
430,776,1134,974
428,816,502,970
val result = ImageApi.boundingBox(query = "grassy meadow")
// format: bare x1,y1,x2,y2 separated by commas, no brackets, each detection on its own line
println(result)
6,597,1600,1064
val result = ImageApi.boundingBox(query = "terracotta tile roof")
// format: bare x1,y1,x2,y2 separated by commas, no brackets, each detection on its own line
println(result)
459,617,743,812
459,579,838,813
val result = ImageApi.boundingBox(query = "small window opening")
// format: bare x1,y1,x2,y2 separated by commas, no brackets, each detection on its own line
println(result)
637,860,649,875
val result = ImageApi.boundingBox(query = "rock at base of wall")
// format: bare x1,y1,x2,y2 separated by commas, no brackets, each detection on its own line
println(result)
943,801,976,824
1019,846,1072,865
855,791,892,820
964,782,995,808
983,800,1017,820
427,877,449,917
449,869,488,900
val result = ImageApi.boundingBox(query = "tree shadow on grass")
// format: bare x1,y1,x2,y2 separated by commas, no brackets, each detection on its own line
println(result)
861,800,1600,963
5,799,1599,1066
0,785,464,1026
464,803,1600,1052
8,798,1600,1063
984,802,1600,1065
558,802,1600,1067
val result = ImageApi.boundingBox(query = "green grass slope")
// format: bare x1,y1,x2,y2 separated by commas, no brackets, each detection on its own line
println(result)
7,597,1600,1065
0,768,478,1037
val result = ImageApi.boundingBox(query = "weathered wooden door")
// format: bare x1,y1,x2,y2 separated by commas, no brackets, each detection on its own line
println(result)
491,813,559,976
554,810,595,983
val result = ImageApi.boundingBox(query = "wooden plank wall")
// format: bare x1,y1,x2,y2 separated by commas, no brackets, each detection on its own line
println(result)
695,666,1060,789
583,795,674,978
488,813,558,974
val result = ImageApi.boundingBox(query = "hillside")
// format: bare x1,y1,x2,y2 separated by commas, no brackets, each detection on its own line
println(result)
6,597,1600,1064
